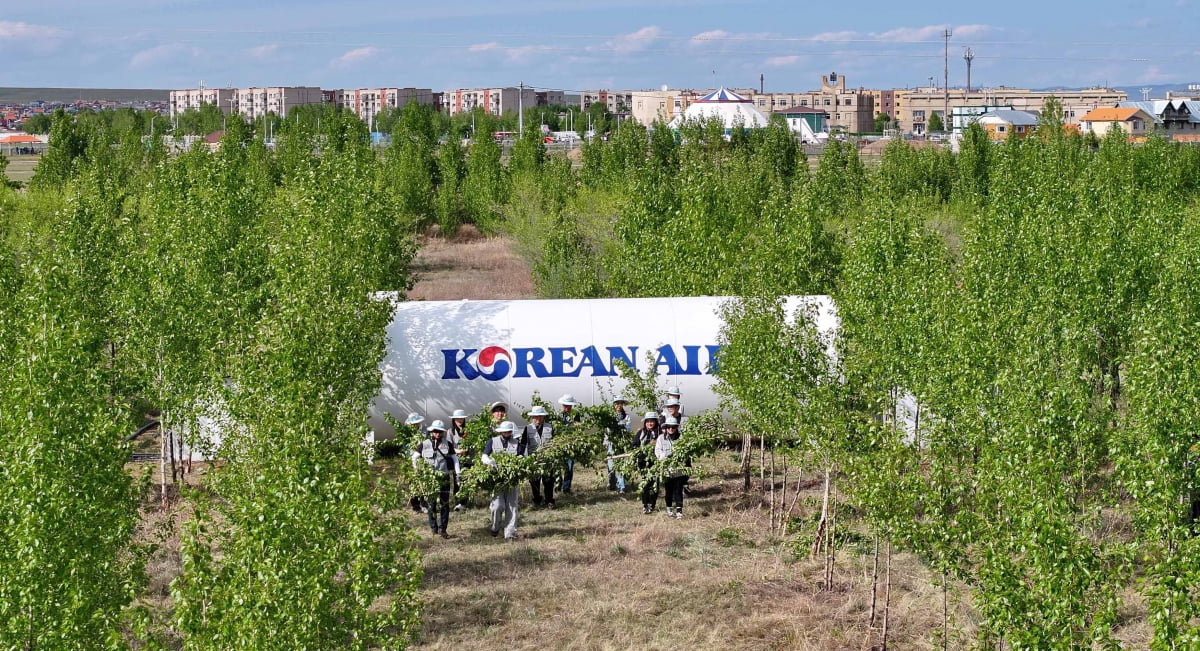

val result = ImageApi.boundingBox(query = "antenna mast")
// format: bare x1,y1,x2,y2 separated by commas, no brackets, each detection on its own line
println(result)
963,47,974,93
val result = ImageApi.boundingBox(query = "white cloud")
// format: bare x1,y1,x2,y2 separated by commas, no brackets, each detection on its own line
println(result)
332,46,379,66
0,20,63,40
130,43,201,69
1137,65,1172,84
466,41,549,62
0,20,66,55
606,26,663,53
810,30,858,42
246,43,279,60
690,29,729,46
810,24,994,44
765,55,801,67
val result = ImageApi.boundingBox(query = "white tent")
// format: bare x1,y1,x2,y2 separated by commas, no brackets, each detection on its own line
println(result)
668,87,770,133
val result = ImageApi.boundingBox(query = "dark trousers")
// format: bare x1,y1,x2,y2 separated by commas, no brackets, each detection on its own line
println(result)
641,478,658,508
530,474,556,505
561,459,575,492
664,475,687,509
427,478,451,532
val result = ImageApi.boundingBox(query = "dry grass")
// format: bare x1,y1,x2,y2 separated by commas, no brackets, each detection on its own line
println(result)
407,225,535,301
407,462,959,650
4,154,39,184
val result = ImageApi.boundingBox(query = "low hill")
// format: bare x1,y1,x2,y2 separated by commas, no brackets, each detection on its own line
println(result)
0,87,169,104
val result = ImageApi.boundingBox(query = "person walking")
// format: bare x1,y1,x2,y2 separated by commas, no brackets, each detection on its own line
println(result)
402,412,428,514
634,411,661,514
481,420,526,540
656,416,688,518
557,394,582,493
606,397,631,493
411,420,461,538
522,405,556,508
449,408,472,511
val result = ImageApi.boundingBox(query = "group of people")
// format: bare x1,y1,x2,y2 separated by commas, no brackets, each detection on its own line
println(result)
403,388,692,541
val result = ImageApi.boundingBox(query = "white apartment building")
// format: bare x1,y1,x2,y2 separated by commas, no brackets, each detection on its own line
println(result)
169,88,235,117
169,86,326,119
334,88,435,125
442,87,538,116
232,87,325,120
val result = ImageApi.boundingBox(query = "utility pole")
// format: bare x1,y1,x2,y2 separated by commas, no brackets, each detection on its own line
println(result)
943,28,951,133
518,81,524,136
963,48,974,94
760,73,764,94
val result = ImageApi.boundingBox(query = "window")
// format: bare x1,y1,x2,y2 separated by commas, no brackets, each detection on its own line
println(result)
997,125,1006,133
823,98,831,106
801,99,808,106
843,98,852,105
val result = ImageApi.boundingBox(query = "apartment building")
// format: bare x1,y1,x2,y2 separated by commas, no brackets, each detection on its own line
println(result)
334,88,434,124
169,87,235,117
900,87,1127,135
580,90,634,113
743,73,875,133
442,87,539,116
869,89,898,123
231,86,325,120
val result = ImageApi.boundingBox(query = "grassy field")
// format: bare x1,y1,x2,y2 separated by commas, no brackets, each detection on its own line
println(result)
4,154,39,184
402,460,959,651
407,225,535,301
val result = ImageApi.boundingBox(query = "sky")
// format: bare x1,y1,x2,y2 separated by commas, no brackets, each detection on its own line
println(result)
1,1,1197,93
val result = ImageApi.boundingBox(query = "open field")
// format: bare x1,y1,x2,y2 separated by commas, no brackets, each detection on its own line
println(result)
407,226,536,300
4,154,39,184
403,461,958,651
0,87,169,103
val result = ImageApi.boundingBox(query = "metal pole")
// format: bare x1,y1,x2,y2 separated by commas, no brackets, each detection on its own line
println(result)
518,82,524,136
943,28,951,132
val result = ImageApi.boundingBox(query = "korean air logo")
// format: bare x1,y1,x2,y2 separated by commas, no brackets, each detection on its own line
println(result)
441,344,720,381
476,346,512,381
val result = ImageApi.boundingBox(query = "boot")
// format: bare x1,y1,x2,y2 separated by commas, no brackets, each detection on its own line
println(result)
665,506,675,517
674,508,684,519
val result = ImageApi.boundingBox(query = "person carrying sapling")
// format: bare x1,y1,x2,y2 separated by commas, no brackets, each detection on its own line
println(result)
481,420,527,540
656,416,687,518
411,420,461,538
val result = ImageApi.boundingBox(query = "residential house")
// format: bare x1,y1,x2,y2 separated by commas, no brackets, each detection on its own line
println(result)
975,109,1040,139
1079,107,1154,138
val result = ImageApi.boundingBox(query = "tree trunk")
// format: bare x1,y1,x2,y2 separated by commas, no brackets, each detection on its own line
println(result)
881,541,892,650
942,572,949,651
741,431,752,492
825,478,837,590
811,468,831,557
759,434,766,496
869,537,880,628
769,449,777,527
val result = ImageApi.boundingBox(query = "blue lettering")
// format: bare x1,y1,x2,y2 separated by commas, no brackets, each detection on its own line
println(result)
442,349,479,380
513,347,550,378
655,345,682,375
606,346,638,373
480,359,510,381
550,347,580,377
678,345,703,375
705,345,722,375
574,346,611,377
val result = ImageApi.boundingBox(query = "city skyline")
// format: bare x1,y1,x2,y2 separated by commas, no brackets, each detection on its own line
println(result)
2,0,1197,92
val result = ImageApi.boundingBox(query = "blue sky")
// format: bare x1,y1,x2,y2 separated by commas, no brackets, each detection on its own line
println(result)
1,1,1196,92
